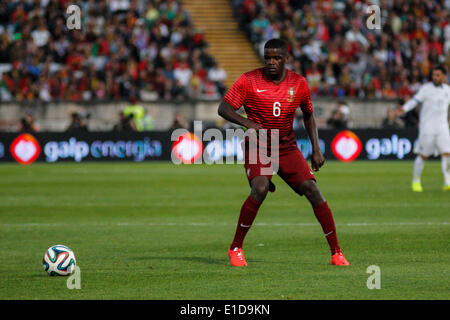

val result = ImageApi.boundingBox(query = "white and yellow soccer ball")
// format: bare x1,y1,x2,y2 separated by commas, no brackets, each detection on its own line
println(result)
43,245,76,276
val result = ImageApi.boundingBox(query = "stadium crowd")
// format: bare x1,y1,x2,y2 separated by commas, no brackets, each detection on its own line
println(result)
0,0,225,102
232,0,450,99
1,0,449,103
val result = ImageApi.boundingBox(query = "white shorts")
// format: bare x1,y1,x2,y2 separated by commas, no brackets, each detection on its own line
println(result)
414,130,450,156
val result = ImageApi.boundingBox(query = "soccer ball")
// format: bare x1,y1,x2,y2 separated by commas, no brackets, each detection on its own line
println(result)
43,245,76,276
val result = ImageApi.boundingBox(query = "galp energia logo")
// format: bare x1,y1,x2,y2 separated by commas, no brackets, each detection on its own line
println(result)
331,130,362,162
10,133,41,165
171,132,203,164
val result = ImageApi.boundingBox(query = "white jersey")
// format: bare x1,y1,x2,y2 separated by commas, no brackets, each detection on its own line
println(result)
404,82,450,135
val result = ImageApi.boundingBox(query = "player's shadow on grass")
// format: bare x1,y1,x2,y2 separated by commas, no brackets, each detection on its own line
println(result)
135,255,226,266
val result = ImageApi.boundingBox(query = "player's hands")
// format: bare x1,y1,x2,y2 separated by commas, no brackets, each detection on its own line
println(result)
310,150,325,172
395,107,405,116
244,120,263,131
244,120,266,140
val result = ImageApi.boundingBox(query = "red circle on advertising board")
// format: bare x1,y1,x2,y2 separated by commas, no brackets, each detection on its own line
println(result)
10,133,41,165
171,132,203,164
331,130,362,162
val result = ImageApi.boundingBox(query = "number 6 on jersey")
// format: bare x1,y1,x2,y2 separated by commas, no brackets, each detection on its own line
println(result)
273,102,281,117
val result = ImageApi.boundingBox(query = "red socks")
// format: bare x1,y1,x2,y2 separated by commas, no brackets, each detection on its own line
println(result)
313,201,340,254
230,197,340,255
230,196,262,249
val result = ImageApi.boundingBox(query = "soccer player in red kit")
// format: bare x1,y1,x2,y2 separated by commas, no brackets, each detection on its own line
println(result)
218,38,349,266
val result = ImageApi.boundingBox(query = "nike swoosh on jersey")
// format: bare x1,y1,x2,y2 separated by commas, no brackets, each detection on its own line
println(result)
256,89,267,92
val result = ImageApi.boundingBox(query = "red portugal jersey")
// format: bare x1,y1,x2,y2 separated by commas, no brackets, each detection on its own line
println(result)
222,67,313,150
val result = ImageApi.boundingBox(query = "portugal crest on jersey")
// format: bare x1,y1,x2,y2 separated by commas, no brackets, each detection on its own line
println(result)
287,87,295,102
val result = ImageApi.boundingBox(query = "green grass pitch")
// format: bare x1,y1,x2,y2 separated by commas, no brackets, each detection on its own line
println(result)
0,161,448,299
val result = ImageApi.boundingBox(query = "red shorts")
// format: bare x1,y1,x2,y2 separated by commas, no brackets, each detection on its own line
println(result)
244,145,315,194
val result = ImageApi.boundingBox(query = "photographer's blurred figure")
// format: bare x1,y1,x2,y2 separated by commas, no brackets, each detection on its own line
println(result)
66,112,88,133
170,112,190,130
327,101,350,129
113,111,137,132
20,110,39,133
382,108,404,129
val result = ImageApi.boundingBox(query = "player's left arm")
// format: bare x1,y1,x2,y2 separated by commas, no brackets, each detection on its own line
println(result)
303,112,325,171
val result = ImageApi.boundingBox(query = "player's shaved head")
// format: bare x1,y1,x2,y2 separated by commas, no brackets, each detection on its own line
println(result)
263,39,289,82
264,38,288,55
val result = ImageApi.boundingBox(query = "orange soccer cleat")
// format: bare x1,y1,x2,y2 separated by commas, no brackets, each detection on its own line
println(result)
228,247,247,267
331,249,350,266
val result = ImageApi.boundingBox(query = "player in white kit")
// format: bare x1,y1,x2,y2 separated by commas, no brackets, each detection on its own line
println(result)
399,66,450,191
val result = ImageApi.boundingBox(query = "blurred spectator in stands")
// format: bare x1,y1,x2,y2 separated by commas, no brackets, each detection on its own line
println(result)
140,82,159,101
323,64,337,87
201,80,220,100
190,60,207,99
113,111,137,132
170,111,190,130
327,101,351,129
305,62,321,95
445,19,450,54
345,19,369,49
174,58,192,89
382,108,404,129
66,112,89,133
396,80,413,98
123,96,145,131
31,18,51,47
327,109,347,129
208,61,227,96
169,79,189,101
199,45,215,69
409,70,422,93
303,38,322,64
251,12,270,43
381,82,397,99
19,111,39,133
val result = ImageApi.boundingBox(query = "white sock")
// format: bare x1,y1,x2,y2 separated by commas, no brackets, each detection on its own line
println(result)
413,156,425,183
442,156,450,186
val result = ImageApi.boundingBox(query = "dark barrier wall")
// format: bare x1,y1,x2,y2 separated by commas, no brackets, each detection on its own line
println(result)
0,129,424,164
295,128,422,161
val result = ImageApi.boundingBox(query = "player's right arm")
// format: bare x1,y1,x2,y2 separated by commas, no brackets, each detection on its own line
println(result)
398,84,427,115
218,73,262,130
218,102,262,130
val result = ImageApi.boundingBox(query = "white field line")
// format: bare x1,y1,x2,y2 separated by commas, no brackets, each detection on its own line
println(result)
0,221,448,228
